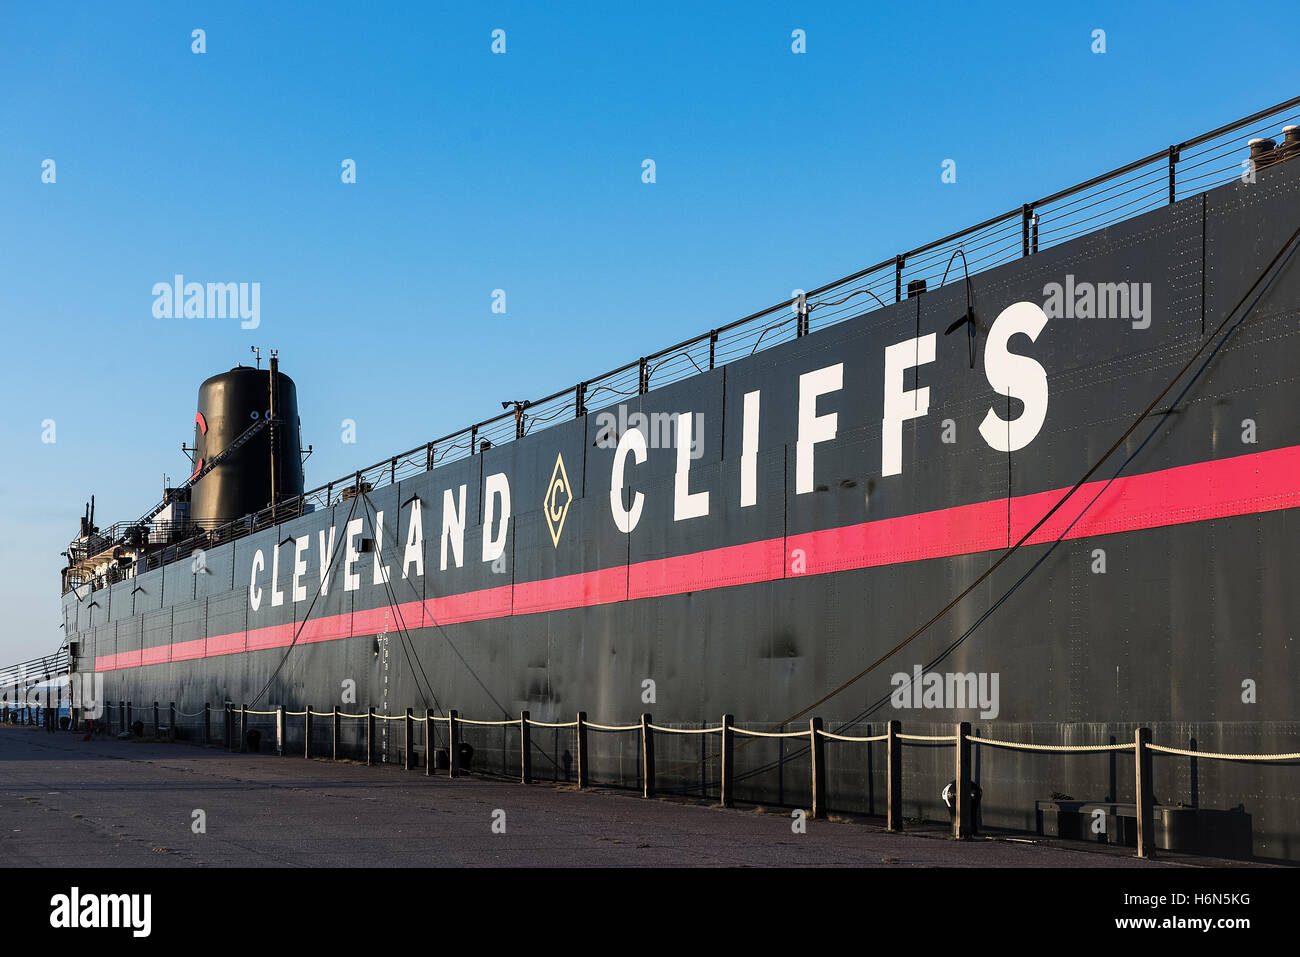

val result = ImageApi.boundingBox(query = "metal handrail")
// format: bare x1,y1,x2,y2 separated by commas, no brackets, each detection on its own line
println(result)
62,96,1300,595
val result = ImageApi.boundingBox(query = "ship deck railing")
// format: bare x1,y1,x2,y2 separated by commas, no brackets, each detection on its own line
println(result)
62,95,1300,596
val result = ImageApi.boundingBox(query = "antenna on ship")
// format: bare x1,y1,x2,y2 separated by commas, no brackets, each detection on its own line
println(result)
268,350,281,519
250,345,262,370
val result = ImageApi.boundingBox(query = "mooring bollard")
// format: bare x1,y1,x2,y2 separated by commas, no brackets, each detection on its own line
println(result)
576,711,589,789
954,721,973,840
887,719,902,831
520,710,532,784
641,713,655,798
448,710,460,778
810,717,826,820
1136,727,1155,858
721,714,735,808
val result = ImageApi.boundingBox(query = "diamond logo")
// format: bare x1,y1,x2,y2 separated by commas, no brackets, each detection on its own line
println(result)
544,453,573,547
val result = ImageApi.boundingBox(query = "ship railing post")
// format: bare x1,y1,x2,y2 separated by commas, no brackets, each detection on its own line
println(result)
276,706,285,756
1021,204,1031,257
404,707,413,771
955,721,973,840
641,713,655,798
810,717,826,820
332,707,340,761
425,709,435,775
520,711,532,784
239,703,247,753
304,706,312,759
721,714,734,808
887,719,902,831
366,707,375,766
1136,727,1155,858
448,710,460,779
576,711,589,789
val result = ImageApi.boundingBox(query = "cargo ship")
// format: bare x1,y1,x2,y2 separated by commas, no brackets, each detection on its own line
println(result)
24,98,1300,861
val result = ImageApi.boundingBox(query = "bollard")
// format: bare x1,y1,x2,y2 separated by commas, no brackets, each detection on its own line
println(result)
404,708,414,771
954,721,973,840
641,713,655,798
721,714,734,808
153,701,159,737
204,703,210,745
425,709,435,776
239,703,247,753
520,711,532,784
576,712,589,789
448,710,460,778
1135,727,1155,858
810,717,826,820
304,706,312,759
887,719,902,831
333,707,341,761
366,707,376,766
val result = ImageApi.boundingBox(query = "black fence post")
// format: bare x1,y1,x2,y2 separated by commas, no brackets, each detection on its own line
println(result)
810,717,826,820
332,707,340,760
887,719,902,831
169,702,176,736
239,703,247,753
576,712,589,789
224,703,232,749
119,700,125,731
304,706,312,759
126,700,132,730
955,721,973,840
520,711,532,784
203,703,211,745
448,710,460,778
641,713,655,798
425,709,435,776
276,706,285,756
152,701,159,737
366,707,375,766
1136,727,1155,858
721,714,734,808
404,708,413,771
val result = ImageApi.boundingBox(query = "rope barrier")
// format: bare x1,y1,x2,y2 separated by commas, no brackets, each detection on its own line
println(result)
308,710,335,717
897,733,958,742
818,730,890,743
1147,744,1300,761
337,711,368,719
172,708,206,717
458,718,520,726
649,724,723,734
244,709,279,716
528,720,577,728
585,722,642,732
285,710,307,717
730,727,806,739
968,736,1134,753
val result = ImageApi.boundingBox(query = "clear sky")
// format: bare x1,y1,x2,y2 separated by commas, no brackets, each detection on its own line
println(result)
2,1,1297,663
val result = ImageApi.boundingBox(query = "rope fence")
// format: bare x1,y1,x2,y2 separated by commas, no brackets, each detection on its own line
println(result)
14,699,1298,860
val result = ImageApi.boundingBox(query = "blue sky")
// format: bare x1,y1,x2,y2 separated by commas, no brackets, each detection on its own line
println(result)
2,1,1298,662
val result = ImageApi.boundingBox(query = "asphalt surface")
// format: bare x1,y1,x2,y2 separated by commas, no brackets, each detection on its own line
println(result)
0,726,1192,868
